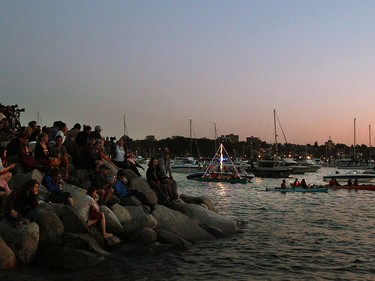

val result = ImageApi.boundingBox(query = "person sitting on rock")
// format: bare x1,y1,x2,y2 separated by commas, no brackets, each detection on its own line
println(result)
0,178,11,216
4,179,39,225
75,186,113,239
0,146,16,183
18,144,39,173
113,169,153,208
6,132,28,161
42,168,74,207
90,164,114,206
49,135,69,179
79,134,103,173
146,157,170,204
158,149,179,200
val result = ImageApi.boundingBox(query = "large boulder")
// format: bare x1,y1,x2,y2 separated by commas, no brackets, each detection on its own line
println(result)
181,204,238,236
0,220,39,265
151,205,215,242
8,169,44,190
99,205,123,235
35,203,65,247
129,177,158,205
37,247,105,270
180,194,218,213
128,227,157,245
0,237,17,270
59,205,87,233
123,205,146,218
61,183,87,203
156,230,192,250
62,232,108,255
111,203,132,224
122,214,157,237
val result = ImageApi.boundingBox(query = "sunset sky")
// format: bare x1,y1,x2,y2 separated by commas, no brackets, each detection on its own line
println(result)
2,1,375,146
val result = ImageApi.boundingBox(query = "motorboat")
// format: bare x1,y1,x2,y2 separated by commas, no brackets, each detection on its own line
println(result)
171,157,201,173
247,159,294,178
323,171,375,183
298,159,321,172
281,158,309,174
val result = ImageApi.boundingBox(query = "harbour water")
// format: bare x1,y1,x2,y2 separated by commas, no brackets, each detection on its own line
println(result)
4,167,375,281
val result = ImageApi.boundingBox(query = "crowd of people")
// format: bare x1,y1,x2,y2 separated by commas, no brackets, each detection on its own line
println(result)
0,116,180,239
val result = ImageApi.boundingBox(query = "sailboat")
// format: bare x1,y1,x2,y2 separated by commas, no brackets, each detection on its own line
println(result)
336,118,371,169
186,143,249,184
171,118,201,173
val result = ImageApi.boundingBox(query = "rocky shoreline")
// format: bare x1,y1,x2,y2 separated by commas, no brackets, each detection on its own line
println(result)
0,159,239,274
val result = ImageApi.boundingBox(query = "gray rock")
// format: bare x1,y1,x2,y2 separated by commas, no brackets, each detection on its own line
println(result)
59,205,87,233
35,203,65,247
0,236,17,270
37,246,105,270
180,194,218,213
129,177,158,205
61,183,87,204
151,204,215,242
156,230,192,250
181,204,238,235
119,196,142,207
122,214,157,237
99,205,123,234
8,169,44,190
0,220,39,265
123,205,146,218
111,203,132,224
62,232,108,255
129,227,157,245
104,235,121,248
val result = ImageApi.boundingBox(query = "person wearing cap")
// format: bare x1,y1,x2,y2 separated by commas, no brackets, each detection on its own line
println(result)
158,149,179,200
92,125,102,141
113,169,153,208
90,164,114,205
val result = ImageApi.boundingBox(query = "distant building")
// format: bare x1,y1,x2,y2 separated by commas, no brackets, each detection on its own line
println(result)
219,133,239,143
145,135,156,141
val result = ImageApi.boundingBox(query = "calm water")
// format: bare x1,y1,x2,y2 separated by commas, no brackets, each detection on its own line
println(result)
4,167,375,281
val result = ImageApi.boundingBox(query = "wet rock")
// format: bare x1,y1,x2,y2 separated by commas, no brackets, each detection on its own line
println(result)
62,232,108,255
128,227,157,245
156,229,192,250
181,204,237,235
180,194,218,213
37,246,105,270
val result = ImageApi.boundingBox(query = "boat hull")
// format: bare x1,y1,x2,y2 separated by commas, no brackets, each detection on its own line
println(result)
187,172,248,184
323,173,375,183
268,187,329,193
327,185,375,191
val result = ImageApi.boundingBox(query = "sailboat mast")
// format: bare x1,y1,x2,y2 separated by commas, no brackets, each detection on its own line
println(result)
214,121,217,152
189,118,192,156
123,114,128,136
354,118,356,160
369,125,372,160
274,109,278,156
